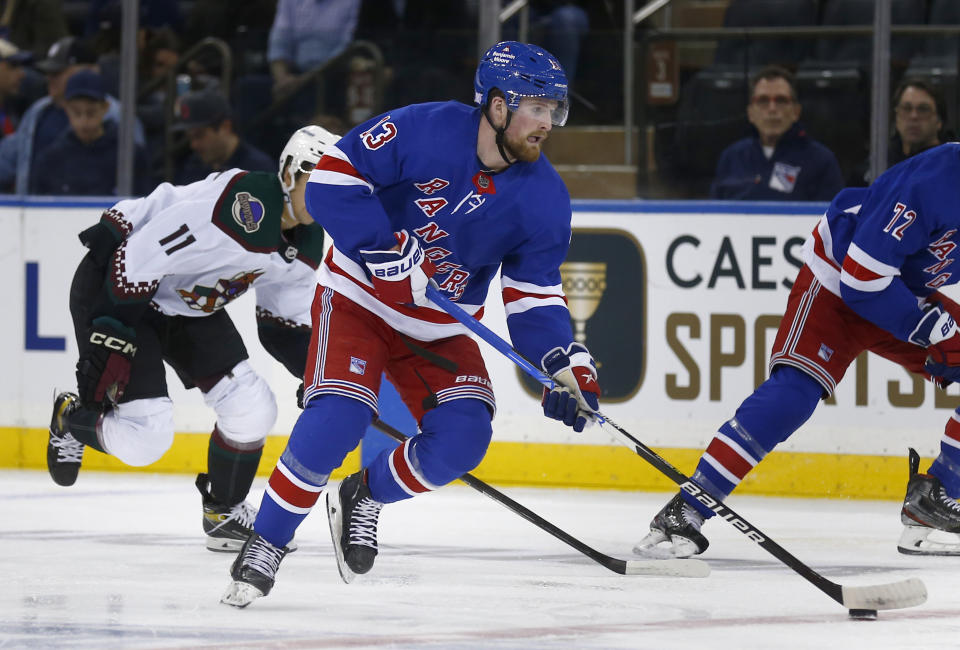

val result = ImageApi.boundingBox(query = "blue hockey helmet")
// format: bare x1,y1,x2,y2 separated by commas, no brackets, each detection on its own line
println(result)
474,41,569,126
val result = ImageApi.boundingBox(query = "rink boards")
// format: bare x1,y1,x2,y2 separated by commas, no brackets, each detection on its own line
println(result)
2,197,955,499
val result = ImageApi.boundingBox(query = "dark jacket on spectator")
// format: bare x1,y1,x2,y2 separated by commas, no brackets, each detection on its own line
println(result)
174,139,275,186
32,121,151,196
710,123,844,201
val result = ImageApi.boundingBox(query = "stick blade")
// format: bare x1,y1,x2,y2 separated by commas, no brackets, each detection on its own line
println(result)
623,558,710,578
841,577,927,610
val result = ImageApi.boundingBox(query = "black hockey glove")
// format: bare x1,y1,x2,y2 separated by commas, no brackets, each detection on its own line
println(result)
76,316,138,408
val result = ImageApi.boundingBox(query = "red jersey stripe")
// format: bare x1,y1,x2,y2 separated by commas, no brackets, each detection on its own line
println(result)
841,255,886,282
315,155,368,183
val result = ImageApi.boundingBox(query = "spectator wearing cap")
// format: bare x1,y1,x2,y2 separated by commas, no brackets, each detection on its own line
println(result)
173,89,274,185
0,35,145,194
31,69,151,196
0,38,32,137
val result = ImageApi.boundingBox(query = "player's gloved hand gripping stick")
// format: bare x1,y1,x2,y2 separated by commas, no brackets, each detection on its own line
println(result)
425,284,927,615
360,230,437,307
540,342,600,432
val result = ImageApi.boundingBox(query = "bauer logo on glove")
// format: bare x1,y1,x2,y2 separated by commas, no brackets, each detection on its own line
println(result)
360,230,437,306
540,342,600,433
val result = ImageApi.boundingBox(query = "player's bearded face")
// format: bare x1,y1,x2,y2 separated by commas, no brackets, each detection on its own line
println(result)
503,98,555,163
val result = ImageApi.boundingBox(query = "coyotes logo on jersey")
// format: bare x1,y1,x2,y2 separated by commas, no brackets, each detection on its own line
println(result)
177,270,264,313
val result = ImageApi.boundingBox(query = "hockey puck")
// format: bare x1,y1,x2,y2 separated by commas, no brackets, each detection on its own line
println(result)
848,609,878,620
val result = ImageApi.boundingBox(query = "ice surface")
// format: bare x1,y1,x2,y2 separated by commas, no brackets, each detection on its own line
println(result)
3,470,960,649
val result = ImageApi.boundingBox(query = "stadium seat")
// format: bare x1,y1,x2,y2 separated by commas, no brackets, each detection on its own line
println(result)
812,0,926,69
912,0,960,64
794,66,868,181
658,67,750,197
714,0,817,68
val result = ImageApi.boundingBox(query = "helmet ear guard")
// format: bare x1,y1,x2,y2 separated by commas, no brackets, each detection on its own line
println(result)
474,41,569,126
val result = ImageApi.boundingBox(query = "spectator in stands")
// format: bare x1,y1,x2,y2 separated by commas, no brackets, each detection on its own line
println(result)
0,37,32,137
849,79,954,186
710,66,844,201
0,35,145,194
891,79,948,166
0,0,68,58
173,89,274,185
32,69,150,196
267,0,360,100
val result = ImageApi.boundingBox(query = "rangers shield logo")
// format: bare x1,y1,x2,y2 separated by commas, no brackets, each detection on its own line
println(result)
769,162,801,194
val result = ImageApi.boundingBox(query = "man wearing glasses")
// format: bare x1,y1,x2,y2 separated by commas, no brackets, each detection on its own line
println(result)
710,65,844,201
892,79,947,166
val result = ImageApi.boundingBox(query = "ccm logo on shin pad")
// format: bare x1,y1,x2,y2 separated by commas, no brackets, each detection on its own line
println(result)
89,332,138,355
680,481,766,543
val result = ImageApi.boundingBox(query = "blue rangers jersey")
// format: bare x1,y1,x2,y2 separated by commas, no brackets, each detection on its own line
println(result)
803,143,960,342
305,100,576,364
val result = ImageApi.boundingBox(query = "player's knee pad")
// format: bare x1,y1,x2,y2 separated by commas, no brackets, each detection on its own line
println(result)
735,365,822,451
283,394,374,479
100,397,175,466
203,360,277,445
418,399,493,480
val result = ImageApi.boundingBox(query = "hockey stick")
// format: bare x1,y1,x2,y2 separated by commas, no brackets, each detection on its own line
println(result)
370,418,709,578
425,285,927,611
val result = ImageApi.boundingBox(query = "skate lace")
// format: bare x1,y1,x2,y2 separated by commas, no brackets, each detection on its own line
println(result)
937,488,960,513
349,497,384,549
50,432,83,463
211,501,257,532
245,538,284,578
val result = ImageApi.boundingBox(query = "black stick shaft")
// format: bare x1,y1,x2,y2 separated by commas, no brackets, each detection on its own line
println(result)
423,287,847,604
370,418,630,575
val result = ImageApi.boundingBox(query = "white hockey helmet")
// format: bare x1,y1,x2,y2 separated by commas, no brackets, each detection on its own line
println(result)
278,124,341,215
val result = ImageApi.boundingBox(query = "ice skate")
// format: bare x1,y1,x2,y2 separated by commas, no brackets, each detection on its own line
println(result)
220,533,289,608
899,448,960,555
47,392,85,487
633,492,710,559
196,473,299,553
327,470,384,583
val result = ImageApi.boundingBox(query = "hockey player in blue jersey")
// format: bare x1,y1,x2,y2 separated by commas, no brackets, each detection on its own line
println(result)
636,142,960,559
221,41,602,607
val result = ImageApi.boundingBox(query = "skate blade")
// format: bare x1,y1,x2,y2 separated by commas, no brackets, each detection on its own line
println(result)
898,525,960,556
206,537,245,553
206,536,300,554
220,581,264,608
633,530,702,559
326,491,357,584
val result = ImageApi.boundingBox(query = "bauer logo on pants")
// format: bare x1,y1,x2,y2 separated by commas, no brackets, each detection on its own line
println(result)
518,229,646,402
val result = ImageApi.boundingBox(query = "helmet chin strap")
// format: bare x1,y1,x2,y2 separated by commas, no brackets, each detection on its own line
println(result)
483,106,515,168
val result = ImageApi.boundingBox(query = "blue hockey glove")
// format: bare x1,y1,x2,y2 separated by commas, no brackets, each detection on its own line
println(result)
540,342,600,433
360,230,437,307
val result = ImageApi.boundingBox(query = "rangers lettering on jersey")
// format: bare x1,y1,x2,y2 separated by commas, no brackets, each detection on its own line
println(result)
305,100,576,363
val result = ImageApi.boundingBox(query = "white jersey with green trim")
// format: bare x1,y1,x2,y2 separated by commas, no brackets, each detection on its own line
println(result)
101,169,319,327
